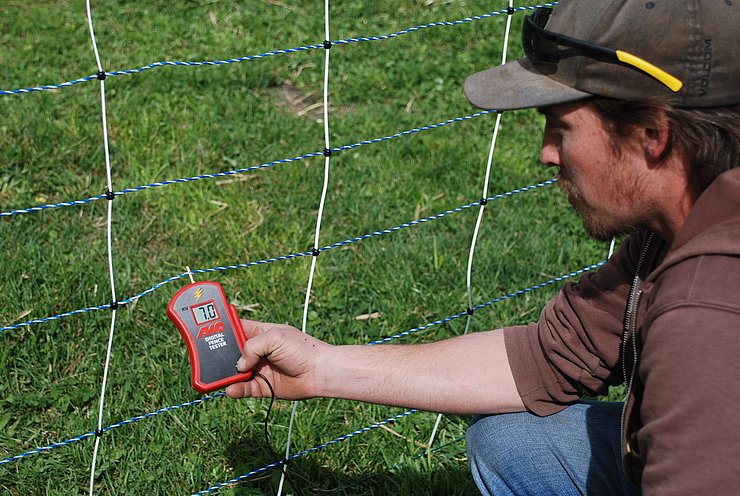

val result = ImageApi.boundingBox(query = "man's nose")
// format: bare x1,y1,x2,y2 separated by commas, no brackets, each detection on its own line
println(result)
540,133,561,168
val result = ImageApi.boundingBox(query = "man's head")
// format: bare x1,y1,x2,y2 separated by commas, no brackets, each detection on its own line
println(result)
464,0,740,240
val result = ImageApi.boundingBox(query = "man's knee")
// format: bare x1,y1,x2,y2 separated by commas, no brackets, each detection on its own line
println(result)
466,412,549,495
466,404,633,496
468,411,550,460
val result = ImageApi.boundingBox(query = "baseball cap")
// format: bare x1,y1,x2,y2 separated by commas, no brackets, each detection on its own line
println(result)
464,0,740,111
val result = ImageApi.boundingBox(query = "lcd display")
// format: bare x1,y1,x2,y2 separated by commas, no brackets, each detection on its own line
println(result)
192,301,218,325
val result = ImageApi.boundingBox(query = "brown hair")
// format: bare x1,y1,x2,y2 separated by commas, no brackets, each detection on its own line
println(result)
588,99,740,197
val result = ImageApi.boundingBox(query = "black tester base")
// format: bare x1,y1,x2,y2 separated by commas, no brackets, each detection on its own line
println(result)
167,281,252,393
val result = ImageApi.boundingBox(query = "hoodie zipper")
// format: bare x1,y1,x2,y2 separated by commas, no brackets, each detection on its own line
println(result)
620,232,654,454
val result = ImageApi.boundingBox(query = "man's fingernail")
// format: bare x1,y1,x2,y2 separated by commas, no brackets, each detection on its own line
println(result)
236,357,246,371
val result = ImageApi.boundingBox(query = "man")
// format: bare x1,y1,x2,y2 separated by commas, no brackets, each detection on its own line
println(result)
227,0,740,493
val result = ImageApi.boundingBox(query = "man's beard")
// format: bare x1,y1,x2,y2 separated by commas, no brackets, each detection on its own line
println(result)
556,173,638,242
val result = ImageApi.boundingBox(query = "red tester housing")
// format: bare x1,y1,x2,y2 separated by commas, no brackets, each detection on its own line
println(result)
166,281,252,393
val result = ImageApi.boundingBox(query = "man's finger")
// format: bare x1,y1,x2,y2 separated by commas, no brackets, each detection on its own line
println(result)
239,319,267,339
236,320,271,372
225,381,252,399
237,330,277,372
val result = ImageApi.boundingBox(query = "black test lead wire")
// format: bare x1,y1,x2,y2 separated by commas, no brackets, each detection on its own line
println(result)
251,372,305,496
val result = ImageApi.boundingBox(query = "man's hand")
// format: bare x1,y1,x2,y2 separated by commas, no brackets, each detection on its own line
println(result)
225,320,330,400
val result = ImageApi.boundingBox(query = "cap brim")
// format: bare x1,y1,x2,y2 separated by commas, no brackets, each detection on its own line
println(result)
464,58,592,111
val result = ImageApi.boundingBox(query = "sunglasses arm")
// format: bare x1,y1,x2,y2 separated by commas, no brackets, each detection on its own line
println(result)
615,50,683,92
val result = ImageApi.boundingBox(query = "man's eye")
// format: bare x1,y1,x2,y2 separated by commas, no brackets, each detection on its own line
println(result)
547,122,564,133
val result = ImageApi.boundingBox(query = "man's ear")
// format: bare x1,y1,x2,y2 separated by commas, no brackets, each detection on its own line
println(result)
642,109,671,162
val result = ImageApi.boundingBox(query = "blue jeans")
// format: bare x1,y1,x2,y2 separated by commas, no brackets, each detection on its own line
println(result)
467,401,642,496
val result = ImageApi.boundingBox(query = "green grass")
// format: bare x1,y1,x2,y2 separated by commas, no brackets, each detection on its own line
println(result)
1,1,609,494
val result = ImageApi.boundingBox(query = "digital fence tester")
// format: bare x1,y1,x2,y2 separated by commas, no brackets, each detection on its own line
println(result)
167,280,252,393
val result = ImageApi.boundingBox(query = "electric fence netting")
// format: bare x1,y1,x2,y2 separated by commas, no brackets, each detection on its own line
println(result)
0,1,609,494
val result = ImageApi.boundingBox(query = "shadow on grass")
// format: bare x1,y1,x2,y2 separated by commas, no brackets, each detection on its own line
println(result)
224,435,478,495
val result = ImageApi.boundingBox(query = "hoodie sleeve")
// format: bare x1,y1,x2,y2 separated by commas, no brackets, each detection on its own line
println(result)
503,231,650,416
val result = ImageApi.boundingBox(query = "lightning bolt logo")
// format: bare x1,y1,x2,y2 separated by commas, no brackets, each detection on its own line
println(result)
193,288,203,301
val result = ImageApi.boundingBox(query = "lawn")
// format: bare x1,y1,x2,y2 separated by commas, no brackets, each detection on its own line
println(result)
0,1,608,494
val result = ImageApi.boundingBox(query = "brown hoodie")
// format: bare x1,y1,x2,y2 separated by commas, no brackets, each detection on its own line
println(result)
504,168,740,494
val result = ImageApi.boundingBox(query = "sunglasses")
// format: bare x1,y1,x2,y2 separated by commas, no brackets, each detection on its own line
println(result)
522,8,682,92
